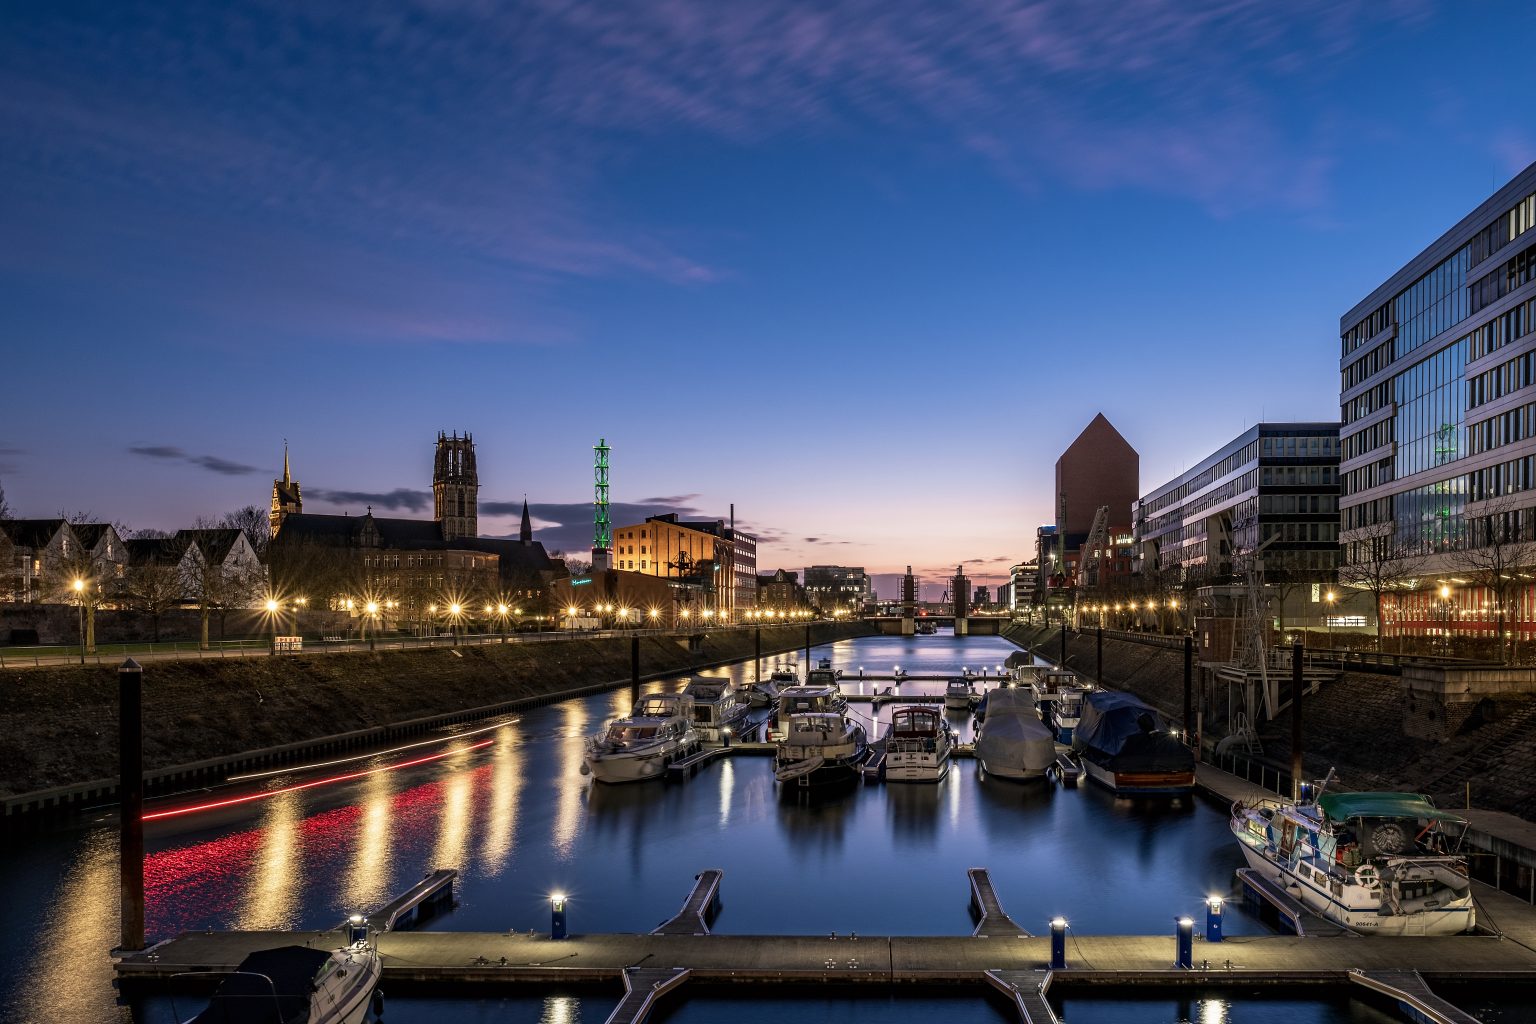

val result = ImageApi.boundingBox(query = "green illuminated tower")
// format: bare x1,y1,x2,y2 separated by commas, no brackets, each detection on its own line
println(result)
592,438,612,569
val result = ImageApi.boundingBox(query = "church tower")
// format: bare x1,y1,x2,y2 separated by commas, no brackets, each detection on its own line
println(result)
270,441,302,538
433,431,479,541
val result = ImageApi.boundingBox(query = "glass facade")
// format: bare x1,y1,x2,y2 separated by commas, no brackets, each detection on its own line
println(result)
1340,166,1536,569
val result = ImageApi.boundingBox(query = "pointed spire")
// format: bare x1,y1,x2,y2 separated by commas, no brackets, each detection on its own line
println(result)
520,496,533,544
282,440,290,484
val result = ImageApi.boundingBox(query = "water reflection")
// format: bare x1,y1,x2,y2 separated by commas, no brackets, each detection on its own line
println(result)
552,702,589,859
340,767,395,911
480,725,523,875
428,761,474,872
17,829,119,1024
885,779,943,844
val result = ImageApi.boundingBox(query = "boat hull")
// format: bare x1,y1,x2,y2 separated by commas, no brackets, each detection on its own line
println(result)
1234,841,1475,936
776,754,863,787
1080,755,1194,795
885,751,951,782
585,737,698,783
976,757,1048,781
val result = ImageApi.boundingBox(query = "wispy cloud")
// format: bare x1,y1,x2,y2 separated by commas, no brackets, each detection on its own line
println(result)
128,445,260,476
307,488,433,513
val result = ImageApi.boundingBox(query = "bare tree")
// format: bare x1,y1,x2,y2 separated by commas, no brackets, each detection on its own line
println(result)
221,505,270,562
183,519,264,649
1339,527,1428,652
0,478,11,521
117,540,185,642
1454,498,1536,664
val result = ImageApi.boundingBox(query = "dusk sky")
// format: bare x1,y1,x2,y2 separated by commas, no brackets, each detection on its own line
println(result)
4,1,1535,597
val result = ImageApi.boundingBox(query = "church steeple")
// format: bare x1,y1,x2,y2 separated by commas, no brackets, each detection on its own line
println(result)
520,497,532,544
271,441,302,538
433,430,479,541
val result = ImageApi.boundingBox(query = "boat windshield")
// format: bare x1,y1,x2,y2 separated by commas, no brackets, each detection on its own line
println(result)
607,725,659,742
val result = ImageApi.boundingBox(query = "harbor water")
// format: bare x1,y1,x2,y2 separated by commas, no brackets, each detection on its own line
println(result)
0,632,1518,1022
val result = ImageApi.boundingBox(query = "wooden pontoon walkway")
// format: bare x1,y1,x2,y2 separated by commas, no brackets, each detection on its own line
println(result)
652,869,723,936
985,970,1061,1024
969,868,1030,937
365,868,456,933
604,967,691,1024
1349,969,1481,1024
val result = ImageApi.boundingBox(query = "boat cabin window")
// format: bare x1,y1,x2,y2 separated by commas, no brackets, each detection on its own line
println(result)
608,725,659,741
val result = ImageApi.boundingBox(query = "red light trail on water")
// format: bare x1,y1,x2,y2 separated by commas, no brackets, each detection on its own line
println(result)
143,739,496,822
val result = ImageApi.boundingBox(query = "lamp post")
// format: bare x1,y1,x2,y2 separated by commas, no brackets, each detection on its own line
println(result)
73,578,86,665
448,602,462,645
366,601,379,651
265,598,280,654
497,603,509,642
1324,590,1336,650
1438,584,1452,657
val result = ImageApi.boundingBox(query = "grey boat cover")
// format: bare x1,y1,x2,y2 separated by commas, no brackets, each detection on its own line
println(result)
189,945,331,1024
975,705,1055,775
1073,691,1194,772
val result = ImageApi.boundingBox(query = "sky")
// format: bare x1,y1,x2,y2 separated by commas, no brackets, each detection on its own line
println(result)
3,1,1536,598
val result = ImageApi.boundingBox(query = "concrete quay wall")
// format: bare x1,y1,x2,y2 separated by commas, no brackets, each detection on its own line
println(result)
0,621,874,816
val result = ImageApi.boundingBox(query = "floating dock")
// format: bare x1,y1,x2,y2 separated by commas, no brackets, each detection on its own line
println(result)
652,869,723,936
358,868,456,932
604,967,692,1024
985,970,1061,1024
969,868,1030,938
1349,968,1481,1024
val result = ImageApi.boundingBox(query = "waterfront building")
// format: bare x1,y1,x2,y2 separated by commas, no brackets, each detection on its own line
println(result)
1133,423,1344,632
272,433,564,625
1045,414,1138,610
803,565,869,614
756,568,806,611
1339,161,1536,643
610,514,738,616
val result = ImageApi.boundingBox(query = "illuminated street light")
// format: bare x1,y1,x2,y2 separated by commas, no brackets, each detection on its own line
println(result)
73,578,86,664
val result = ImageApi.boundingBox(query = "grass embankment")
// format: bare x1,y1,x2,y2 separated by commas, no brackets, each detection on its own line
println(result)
1002,623,1536,818
0,622,875,798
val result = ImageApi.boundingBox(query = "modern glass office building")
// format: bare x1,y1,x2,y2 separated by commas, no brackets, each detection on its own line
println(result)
1339,161,1536,637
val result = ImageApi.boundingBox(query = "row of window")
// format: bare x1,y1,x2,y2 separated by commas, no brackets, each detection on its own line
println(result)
1467,294,1536,362
1141,469,1259,537
1342,339,1394,391
1471,190,1536,268
1467,399,1536,458
1343,300,1393,358
1259,522,1340,544
1259,434,1338,457
1470,239,1536,316
1342,496,1392,532
1394,244,1471,358
1257,494,1339,515
1259,465,1339,487
1467,453,1536,503
1469,344,1536,410
1344,419,1394,461
1343,381,1393,427
1344,458,1394,495
1140,441,1259,517
1393,341,1467,478
1392,478,1468,556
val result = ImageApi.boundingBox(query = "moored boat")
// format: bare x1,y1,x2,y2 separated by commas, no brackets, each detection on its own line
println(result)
682,677,751,743
182,931,381,1024
1048,686,1086,744
973,688,1055,781
774,711,867,787
742,667,796,708
1072,691,1194,795
883,705,954,782
806,657,843,689
1231,784,1474,935
582,693,700,783
944,677,976,709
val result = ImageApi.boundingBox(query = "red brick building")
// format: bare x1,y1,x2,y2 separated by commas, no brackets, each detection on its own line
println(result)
1045,413,1139,603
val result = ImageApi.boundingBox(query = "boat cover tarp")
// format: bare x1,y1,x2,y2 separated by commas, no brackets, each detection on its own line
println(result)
981,688,1038,718
1004,651,1033,668
1318,792,1465,823
975,713,1055,775
189,945,331,1024
1073,691,1167,757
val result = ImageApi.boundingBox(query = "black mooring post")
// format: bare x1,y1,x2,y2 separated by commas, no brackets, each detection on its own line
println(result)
1183,634,1194,747
755,627,762,684
1059,622,1067,665
119,658,145,952
1291,639,1304,800
804,623,811,666
1096,626,1103,685
630,635,641,698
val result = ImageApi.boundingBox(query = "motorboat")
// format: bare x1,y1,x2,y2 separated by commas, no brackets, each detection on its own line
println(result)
683,677,751,743
582,693,700,783
742,667,797,708
883,705,954,782
1231,782,1474,935
1072,691,1194,795
1048,686,1086,744
771,683,847,739
806,656,843,689
973,688,1055,781
944,677,976,709
774,711,868,787
915,620,938,635
181,930,381,1024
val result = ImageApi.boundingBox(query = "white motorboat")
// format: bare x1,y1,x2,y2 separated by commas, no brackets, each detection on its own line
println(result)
806,657,842,689
883,705,953,782
742,667,797,708
944,677,976,709
1048,686,1086,744
974,688,1055,781
683,676,751,743
1231,782,1474,935
774,711,867,787
181,931,381,1024
582,693,700,783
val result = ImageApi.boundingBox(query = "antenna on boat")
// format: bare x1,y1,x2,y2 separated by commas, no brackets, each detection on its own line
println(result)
1313,767,1338,799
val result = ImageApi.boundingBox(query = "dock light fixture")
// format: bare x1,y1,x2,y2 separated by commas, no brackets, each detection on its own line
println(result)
1049,917,1067,969
550,893,568,940
1205,896,1224,943
348,913,368,947
1175,916,1194,969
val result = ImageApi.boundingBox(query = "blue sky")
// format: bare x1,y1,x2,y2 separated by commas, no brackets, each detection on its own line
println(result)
3,0,1534,596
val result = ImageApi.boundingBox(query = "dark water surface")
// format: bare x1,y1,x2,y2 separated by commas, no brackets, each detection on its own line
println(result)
0,632,1503,1022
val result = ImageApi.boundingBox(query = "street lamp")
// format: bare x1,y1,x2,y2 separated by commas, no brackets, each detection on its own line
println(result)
1438,584,1452,656
1324,590,1336,649
497,603,509,642
72,578,85,665
265,597,280,654
448,602,462,644
366,601,379,651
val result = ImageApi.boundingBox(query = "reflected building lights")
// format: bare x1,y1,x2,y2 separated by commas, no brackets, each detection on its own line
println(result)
1199,997,1229,1024
240,789,303,930
552,702,588,859
430,765,473,872
17,829,118,1024
540,993,580,1024
340,768,396,913
716,758,735,829
480,725,523,875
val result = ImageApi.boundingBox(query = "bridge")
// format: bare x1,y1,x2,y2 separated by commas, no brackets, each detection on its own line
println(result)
865,616,1011,636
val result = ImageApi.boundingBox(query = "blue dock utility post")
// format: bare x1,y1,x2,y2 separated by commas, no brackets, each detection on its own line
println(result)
1049,917,1067,970
551,893,568,940
1205,897,1223,942
1175,916,1194,969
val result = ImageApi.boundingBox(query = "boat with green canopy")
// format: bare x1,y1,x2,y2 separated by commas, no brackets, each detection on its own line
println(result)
1230,773,1474,935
